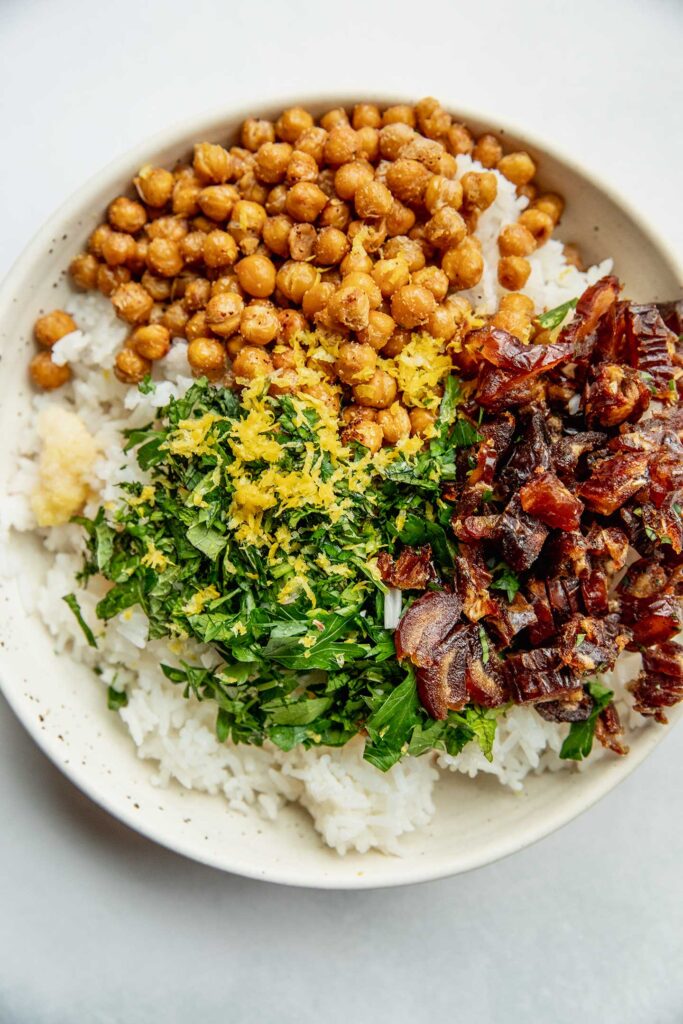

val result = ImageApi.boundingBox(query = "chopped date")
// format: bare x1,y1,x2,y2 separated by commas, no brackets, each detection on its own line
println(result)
455,548,496,622
578,450,649,515
556,614,624,675
452,513,500,542
377,545,437,590
503,649,581,705
499,409,552,493
624,304,677,399
583,363,650,427
594,703,628,755
580,570,610,617
494,494,549,572
415,623,475,719
561,275,620,349
467,412,515,486
485,591,537,646
552,430,606,478
519,470,584,531
526,578,557,645
629,670,683,723
547,576,581,624
394,591,462,667
623,595,681,648
536,691,595,723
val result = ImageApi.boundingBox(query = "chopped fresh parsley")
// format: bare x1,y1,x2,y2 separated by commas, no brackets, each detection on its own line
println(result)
489,562,521,603
72,376,497,770
107,686,128,710
63,593,98,648
559,680,613,761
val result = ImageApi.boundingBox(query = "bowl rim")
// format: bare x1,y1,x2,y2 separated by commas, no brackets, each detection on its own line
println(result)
0,92,681,889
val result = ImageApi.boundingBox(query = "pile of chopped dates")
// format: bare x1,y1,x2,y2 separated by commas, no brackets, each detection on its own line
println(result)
381,277,683,753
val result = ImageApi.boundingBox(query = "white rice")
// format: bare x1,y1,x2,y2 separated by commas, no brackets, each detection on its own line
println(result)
0,158,642,857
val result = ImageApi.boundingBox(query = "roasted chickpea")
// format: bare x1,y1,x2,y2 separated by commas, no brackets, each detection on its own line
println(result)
271,345,297,371
131,324,171,360
385,159,431,206
385,200,416,237
340,246,373,276
146,214,188,242
353,179,392,219
296,126,328,165
302,281,336,319
424,207,467,250
498,222,536,258
197,184,239,221
275,106,314,143
185,311,211,342
334,161,374,201
172,177,201,217
101,231,137,267
446,122,474,156
534,192,564,225
377,402,411,444
285,182,328,223
203,230,238,268
498,255,532,291
303,381,340,412
323,126,358,166
278,309,308,342
261,215,292,258
205,292,244,336
391,284,436,329
126,238,148,275
146,237,184,277
381,104,415,127
183,277,211,312
415,97,451,139
426,303,458,341
179,230,205,266
241,118,275,151
316,167,336,198
265,185,288,216
517,183,537,203
210,272,242,298
69,252,99,290
318,198,351,231
424,175,463,214
497,151,536,187
351,103,381,129
234,253,277,298
400,137,447,174
381,328,410,357
161,302,189,338
378,123,416,160
134,165,174,207
342,419,383,453
383,235,426,272
353,368,397,409
255,142,293,184
239,302,281,345
491,307,531,341
29,350,72,390
313,226,349,266
347,219,387,255
276,261,318,304
88,223,113,258
442,236,484,289
193,142,232,184
500,292,535,315
412,266,449,302
108,196,147,234
372,256,411,298
187,337,227,379
461,171,498,212
229,198,267,241
355,126,380,162
319,107,349,131
111,282,153,324
518,208,554,246
327,285,370,332
357,310,396,351
342,404,377,426
286,150,319,185
341,271,381,308
286,223,315,261
473,133,503,168
34,310,76,348
97,264,131,296
233,345,273,381
409,407,436,437
114,347,151,384
334,341,377,385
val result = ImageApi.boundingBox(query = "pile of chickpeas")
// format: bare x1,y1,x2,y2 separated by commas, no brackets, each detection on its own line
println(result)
30,98,574,453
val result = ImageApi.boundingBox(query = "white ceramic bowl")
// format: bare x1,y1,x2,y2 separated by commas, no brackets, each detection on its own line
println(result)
0,95,680,889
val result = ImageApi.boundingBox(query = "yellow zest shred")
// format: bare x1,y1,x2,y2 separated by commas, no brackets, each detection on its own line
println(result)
183,584,220,616
382,333,452,409
141,541,168,571
165,412,223,458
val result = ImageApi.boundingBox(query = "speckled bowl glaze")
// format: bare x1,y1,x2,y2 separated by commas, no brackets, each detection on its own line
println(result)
0,95,680,889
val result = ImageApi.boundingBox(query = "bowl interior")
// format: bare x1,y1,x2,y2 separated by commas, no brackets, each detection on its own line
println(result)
0,97,680,888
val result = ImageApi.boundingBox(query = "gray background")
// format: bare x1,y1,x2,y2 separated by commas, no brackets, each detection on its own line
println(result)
1,0,681,1021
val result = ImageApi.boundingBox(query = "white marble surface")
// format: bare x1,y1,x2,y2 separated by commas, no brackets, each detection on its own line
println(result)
1,0,682,1020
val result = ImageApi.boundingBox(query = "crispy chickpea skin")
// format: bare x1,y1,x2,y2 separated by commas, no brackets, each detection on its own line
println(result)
276,261,318,303
518,208,554,246
102,231,137,267
276,106,314,143
441,236,484,289
198,184,239,221
353,368,397,409
108,196,147,233
328,285,371,331
285,182,328,223
255,142,293,184
534,192,564,224
334,161,374,201
498,222,537,257
111,282,154,324
205,292,244,336
114,348,151,384
385,159,432,206
335,341,377,385
352,103,382,129
412,266,449,302
203,230,239,268
232,345,274,381
357,310,396,350
424,207,467,250
193,143,232,184
354,179,393,218
132,324,171,360
34,310,77,348
498,255,532,291
29,350,72,390
472,133,503,168
235,253,277,297
240,118,275,151
314,226,349,266
377,402,411,445
391,284,436,329
461,171,498,212
147,237,184,277
497,151,536,186
372,256,411,298
446,123,473,155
